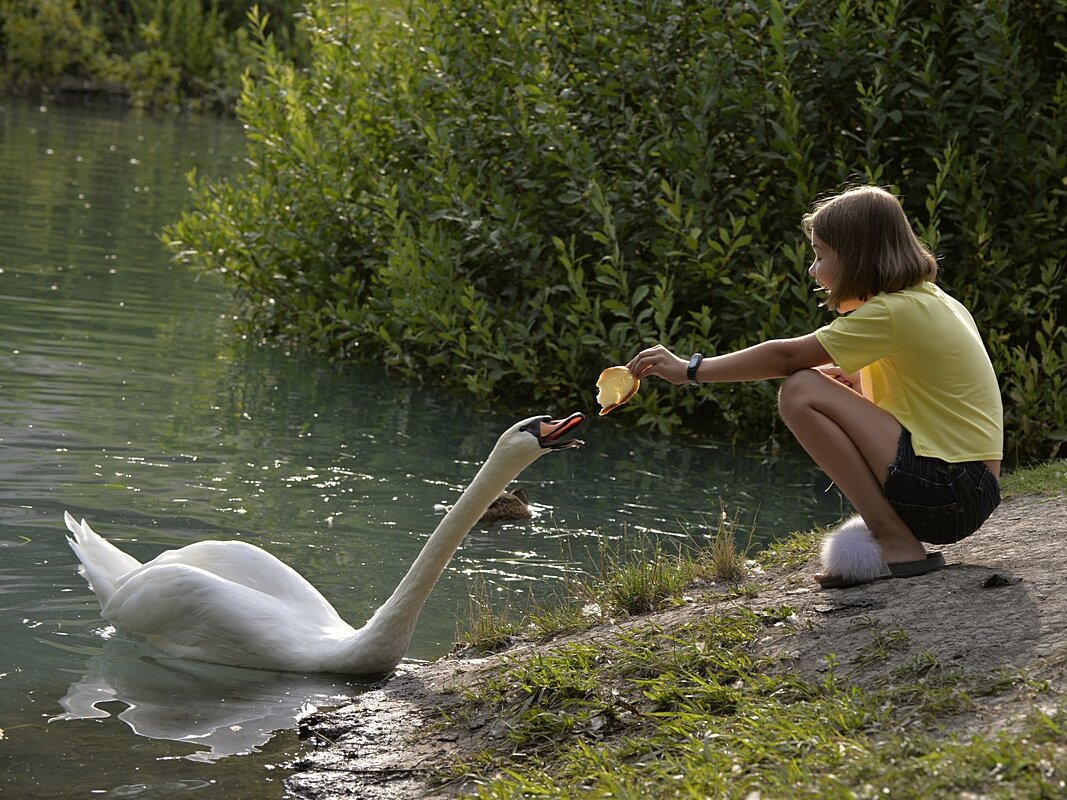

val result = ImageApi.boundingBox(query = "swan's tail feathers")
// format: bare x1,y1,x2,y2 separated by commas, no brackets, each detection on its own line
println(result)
820,515,889,583
63,511,141,606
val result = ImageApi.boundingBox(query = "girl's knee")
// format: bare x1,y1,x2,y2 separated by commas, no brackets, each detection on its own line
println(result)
778,369,824,421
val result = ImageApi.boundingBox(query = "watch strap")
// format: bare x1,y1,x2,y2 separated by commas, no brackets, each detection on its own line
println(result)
687,353,703,385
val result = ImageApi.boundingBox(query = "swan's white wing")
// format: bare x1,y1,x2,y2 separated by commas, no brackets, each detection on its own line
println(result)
102,562,356,671
135,540,345,622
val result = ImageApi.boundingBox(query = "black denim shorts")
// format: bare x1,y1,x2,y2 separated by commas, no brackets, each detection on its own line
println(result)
883,428,1001,545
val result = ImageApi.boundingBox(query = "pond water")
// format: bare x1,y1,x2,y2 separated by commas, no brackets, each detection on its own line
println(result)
0,96,845,796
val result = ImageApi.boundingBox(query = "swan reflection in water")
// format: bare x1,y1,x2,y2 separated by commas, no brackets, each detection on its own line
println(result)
50,631,356,762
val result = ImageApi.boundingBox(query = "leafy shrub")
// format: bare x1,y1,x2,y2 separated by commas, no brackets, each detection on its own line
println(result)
165,0,1067,464
0,0,108,86
0,0,310,109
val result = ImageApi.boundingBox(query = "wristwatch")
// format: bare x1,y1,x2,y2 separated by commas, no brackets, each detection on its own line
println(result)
687,353,703,385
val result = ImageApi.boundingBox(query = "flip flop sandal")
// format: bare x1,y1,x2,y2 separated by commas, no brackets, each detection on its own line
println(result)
888,551,946,577
818,552,945,590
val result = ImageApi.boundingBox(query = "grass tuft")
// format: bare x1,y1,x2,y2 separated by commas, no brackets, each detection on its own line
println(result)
454,576,524,654
1000,459,1067,499
456,509,755,651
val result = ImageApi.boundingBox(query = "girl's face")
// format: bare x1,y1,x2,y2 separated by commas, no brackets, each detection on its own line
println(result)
809,234,861,312
809,233,840,292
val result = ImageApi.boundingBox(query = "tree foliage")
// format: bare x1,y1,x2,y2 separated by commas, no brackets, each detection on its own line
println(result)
166,0,1067,464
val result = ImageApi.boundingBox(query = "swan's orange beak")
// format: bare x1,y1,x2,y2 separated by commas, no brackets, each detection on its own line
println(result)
538,413,585,449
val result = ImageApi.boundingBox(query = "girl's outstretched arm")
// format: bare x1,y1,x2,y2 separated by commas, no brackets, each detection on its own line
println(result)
628,334,832,385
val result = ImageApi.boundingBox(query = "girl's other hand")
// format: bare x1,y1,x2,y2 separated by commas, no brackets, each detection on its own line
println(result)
817,365,860,392
627,344,689,384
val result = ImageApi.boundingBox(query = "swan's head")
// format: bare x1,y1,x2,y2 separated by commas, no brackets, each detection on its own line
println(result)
519,412,585,450
472,413,583,487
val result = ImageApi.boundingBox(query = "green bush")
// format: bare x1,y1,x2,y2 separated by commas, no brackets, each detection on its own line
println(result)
165,0,1067,464
0,0,310,109
0,0,108,86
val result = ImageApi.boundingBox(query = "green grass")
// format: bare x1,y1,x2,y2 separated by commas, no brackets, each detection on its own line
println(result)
755,526,823,571
1001,459,1067,499
450,609,1066,799
853,628,911,669
455,576,527,653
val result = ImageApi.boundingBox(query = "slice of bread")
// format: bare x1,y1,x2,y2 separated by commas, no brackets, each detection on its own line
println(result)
596,366,640,416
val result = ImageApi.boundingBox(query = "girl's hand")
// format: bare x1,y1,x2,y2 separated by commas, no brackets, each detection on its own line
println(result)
818,365,861,392
627,344,689,385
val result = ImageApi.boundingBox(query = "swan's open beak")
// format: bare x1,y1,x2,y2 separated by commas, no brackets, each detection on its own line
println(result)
538,412,585,449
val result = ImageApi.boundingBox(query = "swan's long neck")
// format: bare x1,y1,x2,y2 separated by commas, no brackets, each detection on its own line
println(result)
356,442,540,658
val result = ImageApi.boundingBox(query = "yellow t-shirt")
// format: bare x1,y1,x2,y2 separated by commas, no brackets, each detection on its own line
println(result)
814,282,1003,462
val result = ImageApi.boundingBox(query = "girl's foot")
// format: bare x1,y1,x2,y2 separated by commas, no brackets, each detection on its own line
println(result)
816,515,926,586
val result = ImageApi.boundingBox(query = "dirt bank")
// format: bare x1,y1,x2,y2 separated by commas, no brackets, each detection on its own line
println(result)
284,494,1067,799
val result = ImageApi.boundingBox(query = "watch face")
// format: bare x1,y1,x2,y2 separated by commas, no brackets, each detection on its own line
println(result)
687,354,702,383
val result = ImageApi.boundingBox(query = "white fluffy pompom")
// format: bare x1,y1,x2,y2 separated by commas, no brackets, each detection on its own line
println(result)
820,516,889,582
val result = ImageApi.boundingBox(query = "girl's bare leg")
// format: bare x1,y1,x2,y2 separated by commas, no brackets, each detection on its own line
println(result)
777,369,927,577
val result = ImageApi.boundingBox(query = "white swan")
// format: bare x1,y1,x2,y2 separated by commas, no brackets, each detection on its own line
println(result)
64,413,584,677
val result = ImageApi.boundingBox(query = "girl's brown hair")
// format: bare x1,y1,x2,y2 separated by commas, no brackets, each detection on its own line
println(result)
801,185,937,311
